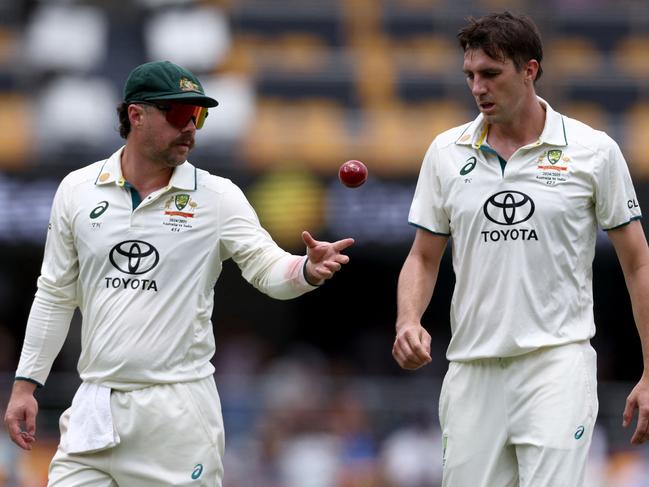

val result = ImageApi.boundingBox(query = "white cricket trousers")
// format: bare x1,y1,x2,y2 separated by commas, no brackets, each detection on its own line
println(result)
439,341,598,487
48,376,225,486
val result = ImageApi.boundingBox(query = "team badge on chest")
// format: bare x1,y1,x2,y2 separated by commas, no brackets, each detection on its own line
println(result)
162,194,197,232
536,150,571,186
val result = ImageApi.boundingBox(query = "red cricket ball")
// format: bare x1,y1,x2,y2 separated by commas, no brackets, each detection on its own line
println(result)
338,160,368,188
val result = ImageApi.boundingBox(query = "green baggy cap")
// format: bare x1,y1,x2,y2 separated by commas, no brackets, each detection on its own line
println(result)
123,60,218,107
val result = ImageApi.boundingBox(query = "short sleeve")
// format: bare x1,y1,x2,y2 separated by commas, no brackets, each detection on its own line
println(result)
594,135,642,230
408,141,451,235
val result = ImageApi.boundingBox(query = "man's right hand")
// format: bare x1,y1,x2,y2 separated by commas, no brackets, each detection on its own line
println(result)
4,380,38,450
392,324,432,370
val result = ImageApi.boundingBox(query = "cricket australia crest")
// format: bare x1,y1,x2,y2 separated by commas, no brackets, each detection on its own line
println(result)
536,150,571,186
162,194,197,232
547,149,562,164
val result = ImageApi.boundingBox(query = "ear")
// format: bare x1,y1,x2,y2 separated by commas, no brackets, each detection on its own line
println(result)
128,104,146,128
524,59,540,83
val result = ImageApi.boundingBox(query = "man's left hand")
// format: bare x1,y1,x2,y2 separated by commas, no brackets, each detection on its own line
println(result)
302,231,354,285
623,375,649,444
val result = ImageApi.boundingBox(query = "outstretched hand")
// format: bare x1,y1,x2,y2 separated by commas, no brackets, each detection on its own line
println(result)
302,231,354,285
623,375,649,445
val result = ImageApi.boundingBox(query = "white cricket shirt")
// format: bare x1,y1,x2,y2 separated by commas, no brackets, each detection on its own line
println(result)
16,147,317,389
409,99,641,361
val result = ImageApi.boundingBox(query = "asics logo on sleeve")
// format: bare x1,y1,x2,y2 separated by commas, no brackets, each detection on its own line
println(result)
191,463,204,479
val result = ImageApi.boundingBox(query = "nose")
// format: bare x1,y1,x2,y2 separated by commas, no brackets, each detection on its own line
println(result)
180,117,197,132
471,75,487,97
471,74,487,96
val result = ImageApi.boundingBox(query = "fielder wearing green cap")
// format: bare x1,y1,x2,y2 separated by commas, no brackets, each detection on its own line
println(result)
123,60,219,107
4,59,355,486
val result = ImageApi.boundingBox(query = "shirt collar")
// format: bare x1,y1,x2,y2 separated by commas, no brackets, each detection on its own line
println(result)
95,146,197,191
94,147,124,186
455,96,568,149
168,160,197,190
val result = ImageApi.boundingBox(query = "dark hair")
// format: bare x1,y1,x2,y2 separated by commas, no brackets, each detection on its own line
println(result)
117,102,131,139
457,11,543,81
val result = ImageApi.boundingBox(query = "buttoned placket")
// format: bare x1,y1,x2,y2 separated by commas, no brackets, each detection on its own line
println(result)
137,185,173,210
479,139,545,179
121,181,174,228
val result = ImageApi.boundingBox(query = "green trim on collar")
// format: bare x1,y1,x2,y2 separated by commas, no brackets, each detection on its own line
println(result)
498,155,507,176
123,181,142,210
478,145,507,176
455,124,472,144
94,149,125,186
94,160,110,185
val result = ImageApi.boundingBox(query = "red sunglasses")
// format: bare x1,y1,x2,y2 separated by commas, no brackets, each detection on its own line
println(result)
135,101,209,130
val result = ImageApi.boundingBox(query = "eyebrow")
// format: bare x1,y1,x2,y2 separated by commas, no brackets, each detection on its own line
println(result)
463,66,503,75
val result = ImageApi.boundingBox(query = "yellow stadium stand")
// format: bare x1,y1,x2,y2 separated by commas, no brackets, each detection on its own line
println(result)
356,99,468,176
624,102,649,179
16,438,58,487
0,94,33,169
544,36,603,78
613,35,649,78
0,27,18,66
240,98,350,173
390,34,458,76
560,101,610,133
253,33,332,75
352,35,398,108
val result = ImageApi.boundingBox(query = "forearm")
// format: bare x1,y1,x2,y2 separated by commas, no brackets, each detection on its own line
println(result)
624,263,649,375
246,252,316,300
396,253,439,332
16,294,74,386
609,222,649,376
396,231,448,332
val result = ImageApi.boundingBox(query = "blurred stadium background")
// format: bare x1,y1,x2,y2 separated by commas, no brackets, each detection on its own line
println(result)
2,0,649,485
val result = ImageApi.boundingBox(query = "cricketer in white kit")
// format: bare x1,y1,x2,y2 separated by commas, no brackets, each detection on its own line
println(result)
393,11,649,487
410,99,633,485
4,60,354,486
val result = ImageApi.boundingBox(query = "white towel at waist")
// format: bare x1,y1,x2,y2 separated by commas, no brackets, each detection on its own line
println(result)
62,382,120,454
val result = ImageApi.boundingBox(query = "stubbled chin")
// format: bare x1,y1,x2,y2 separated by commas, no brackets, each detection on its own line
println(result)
167,147,190,166
481,109,499,123
174,144,192,157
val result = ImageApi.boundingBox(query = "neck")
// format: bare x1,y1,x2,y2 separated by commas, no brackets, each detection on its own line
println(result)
489,95,546,148
120,143,174,198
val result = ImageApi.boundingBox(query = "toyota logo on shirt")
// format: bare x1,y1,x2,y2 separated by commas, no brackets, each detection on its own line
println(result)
483,191,535,225
109,240,160,275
